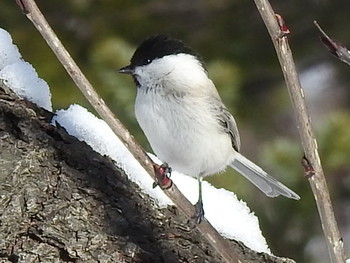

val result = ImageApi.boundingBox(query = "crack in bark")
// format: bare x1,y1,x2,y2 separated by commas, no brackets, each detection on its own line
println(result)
25,225,78,263
0,252,19,263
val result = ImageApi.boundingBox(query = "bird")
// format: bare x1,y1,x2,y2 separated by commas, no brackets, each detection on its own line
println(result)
119,35,300,223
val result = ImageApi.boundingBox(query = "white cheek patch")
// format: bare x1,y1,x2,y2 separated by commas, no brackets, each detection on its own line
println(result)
134,53,207,90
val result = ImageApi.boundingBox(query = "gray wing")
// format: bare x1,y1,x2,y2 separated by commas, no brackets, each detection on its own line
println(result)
214,104,241,152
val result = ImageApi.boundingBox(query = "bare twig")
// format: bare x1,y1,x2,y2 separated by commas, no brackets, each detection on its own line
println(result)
16,0,243,262
314,21,350,66
253,1,345,263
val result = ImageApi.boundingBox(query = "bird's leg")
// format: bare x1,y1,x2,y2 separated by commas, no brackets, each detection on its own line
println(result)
152,162,173,189
194,177,205,224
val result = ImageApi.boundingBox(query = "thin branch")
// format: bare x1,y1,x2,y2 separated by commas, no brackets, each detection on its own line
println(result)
253,1,346,263
15,0,242,262
314,20,350,66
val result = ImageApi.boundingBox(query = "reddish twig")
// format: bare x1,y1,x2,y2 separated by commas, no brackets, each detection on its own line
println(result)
314,20,350,66
301,155,316,179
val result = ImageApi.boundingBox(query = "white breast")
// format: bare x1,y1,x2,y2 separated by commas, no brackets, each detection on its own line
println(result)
135,87,234,178
133,53,235,178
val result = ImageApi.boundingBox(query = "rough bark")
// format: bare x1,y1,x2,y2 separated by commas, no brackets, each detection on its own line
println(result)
0,85,296,263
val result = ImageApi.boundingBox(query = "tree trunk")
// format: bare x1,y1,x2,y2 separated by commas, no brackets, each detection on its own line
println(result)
0,85,296,263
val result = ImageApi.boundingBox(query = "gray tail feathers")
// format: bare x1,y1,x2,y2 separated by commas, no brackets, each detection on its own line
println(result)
230,153,300,200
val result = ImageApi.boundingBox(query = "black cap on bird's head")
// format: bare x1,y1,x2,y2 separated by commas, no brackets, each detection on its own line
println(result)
119,35,201,74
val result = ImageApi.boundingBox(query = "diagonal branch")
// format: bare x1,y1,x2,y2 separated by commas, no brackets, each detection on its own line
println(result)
252,1,346,263
15,0,242,262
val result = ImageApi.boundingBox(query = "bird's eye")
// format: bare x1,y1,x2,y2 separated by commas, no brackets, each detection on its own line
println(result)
141,58,152,66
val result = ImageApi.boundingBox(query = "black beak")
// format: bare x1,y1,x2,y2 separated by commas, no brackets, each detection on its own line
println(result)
118,65,134,75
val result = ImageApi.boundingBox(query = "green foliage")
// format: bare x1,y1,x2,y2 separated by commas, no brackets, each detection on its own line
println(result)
207,59,241,112
320,112,350,169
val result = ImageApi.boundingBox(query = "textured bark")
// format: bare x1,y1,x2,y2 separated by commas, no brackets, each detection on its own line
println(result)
0,85,296,263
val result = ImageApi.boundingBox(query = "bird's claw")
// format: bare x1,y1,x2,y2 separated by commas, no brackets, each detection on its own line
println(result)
194,199,205,224
153,162,173,189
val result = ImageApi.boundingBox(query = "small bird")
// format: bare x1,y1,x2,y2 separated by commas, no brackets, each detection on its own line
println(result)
119,35,300,223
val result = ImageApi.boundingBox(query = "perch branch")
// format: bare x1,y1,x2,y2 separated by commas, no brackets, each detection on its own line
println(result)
253,1,345,263
16,0,242,262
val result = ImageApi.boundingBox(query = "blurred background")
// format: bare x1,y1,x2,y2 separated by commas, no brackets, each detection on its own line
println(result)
1,0,350,262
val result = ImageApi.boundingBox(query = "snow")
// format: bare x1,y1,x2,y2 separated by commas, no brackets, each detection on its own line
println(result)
0,28,52,111
53,104,270,253
0,27,271,254
173,172,267,252
0,28,21,69
53,104,172,208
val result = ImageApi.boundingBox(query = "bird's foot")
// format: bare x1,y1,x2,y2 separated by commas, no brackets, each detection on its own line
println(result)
152,162,173,189
194,199,205,224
